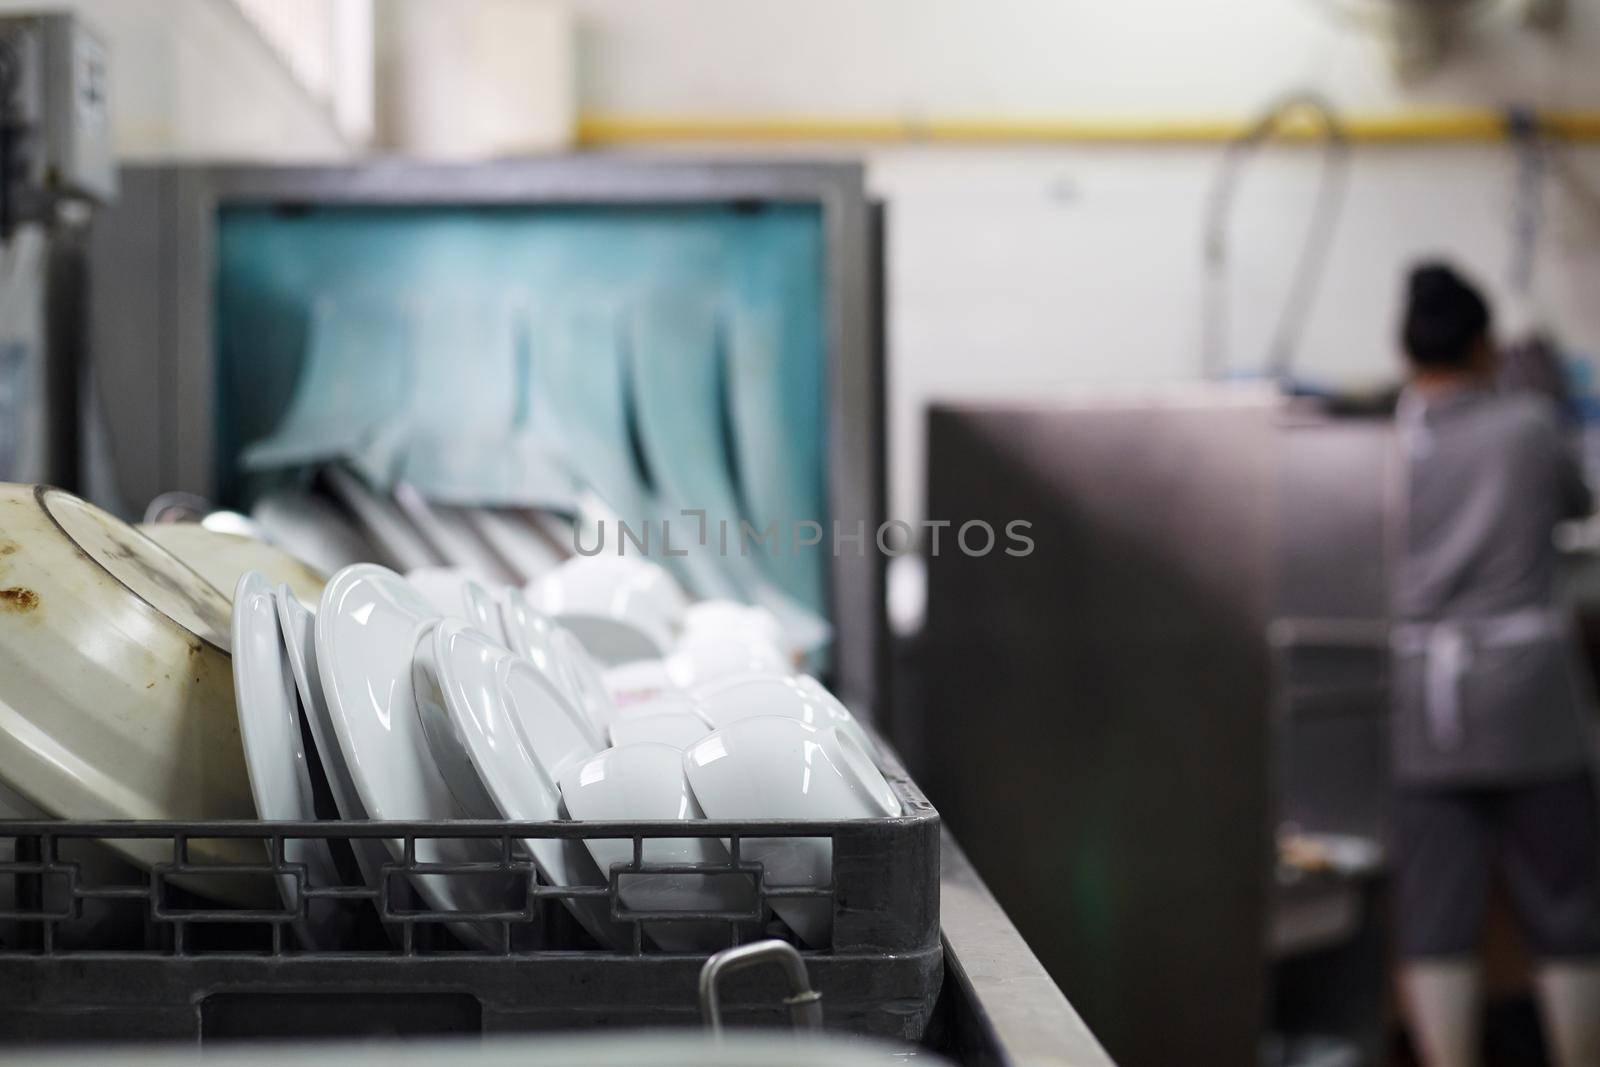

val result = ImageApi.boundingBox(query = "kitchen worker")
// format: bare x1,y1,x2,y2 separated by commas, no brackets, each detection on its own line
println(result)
1392,261,1600,1067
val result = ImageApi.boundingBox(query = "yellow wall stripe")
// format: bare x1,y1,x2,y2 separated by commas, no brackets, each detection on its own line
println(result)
576,109,1600,146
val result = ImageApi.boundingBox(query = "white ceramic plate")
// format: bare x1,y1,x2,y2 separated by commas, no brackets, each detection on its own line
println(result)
404,566,476,620
230,572,344,947
274,583,395,901
427,619,621,947
558,742,743,952
411,625,510,822
497,587,617,739
461,580,508,644
683,716,900,947
494,585,560,673
315,564,515,948
406,568,511,646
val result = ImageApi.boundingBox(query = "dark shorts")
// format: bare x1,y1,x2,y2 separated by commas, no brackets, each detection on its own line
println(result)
1395,773,1600,959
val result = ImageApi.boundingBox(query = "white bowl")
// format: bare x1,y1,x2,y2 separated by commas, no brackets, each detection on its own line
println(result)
558,742,744,952
608,709,713,750
525,556,687,666
693,673,882,762
683,599,791,657
682,716,900,947
664,629,790,690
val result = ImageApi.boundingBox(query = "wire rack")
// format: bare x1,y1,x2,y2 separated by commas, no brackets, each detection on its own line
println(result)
0,816,909,956
0,768,942,1042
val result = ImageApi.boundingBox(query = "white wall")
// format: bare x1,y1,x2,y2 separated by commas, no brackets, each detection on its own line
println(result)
566,0,1600,522
872,143,1600,521
569,0,1600,117
375,0,573,155
0,0,349,160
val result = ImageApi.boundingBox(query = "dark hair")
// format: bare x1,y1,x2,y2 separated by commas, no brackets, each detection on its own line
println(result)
1402,261,1490,368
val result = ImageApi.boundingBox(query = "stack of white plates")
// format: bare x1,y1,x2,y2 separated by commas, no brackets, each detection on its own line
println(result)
0,486,886,951
232,554,900,951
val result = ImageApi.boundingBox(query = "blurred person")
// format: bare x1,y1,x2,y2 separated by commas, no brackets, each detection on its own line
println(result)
1391,261,1600,1067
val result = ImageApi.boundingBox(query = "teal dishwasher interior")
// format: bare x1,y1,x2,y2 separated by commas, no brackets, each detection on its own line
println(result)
213,202,828,618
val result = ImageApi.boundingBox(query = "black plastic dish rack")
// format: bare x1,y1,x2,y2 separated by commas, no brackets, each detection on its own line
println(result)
0,760,940,1045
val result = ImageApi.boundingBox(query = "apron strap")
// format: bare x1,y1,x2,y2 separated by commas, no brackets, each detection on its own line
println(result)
1393,609,1566,751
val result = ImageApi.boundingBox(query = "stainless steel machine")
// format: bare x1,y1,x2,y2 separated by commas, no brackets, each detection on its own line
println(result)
915,391,1393,1067
0,11,113,489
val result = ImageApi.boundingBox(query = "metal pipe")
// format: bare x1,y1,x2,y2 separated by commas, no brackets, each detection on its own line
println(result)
698,939,824,1036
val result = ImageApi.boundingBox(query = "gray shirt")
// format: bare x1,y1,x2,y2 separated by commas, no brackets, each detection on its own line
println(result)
1392,385,1594,785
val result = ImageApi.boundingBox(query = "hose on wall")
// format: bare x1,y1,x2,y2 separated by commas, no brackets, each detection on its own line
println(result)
1200,92,1352,381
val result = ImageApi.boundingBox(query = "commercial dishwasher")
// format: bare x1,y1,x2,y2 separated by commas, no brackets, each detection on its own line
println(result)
0,157,1112,1065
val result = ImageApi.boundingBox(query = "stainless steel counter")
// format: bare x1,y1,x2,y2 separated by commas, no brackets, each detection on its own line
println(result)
938,833,1115,1066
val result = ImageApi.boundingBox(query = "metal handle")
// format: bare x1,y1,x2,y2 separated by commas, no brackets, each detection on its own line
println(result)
698,939,824,1036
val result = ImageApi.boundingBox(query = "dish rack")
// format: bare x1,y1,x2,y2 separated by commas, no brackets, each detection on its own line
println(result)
0,754,940,1045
